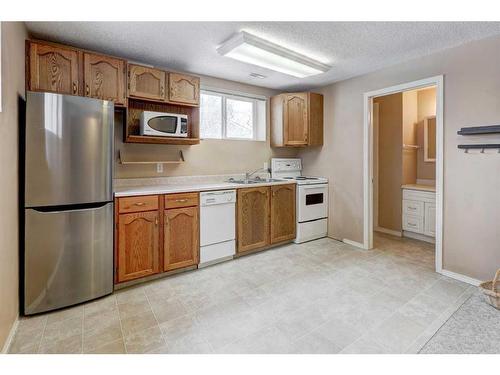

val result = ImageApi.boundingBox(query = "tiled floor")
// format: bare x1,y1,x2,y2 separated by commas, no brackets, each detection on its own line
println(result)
9,234,473,354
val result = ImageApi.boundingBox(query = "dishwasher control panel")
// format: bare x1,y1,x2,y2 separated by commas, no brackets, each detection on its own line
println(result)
200,190,236,206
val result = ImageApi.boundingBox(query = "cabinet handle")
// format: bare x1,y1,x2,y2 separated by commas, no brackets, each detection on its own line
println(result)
161,87,164,97
72,82,78,94
86,84,90,96
175,199,188,203
155,217,158,226
133,202,146,206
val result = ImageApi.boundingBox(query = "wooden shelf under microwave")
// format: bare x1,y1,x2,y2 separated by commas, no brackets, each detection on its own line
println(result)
125,135,200,145
125,98,200,145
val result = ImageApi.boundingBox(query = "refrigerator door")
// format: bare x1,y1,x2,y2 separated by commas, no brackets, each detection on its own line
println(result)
24,202,114,315
25,91,114,207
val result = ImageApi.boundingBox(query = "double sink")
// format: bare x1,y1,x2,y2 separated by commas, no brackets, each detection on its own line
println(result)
227,176,284,185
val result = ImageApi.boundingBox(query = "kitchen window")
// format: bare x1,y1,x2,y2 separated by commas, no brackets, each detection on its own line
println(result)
200,88,266,141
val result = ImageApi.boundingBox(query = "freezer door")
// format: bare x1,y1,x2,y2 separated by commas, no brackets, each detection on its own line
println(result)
25,91,114,207
24,202,114,315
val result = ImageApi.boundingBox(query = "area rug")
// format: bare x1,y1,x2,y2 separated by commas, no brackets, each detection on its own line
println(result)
419,290,500,354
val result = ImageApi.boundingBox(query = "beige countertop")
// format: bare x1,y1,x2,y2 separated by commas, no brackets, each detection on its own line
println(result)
114,179,295,197
401,184,436,193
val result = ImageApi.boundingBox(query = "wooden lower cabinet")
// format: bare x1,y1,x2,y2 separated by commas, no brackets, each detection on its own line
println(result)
164,206,199,271
116,210,160,283
237,184,296,253
237,187,271,253
270,184,296,243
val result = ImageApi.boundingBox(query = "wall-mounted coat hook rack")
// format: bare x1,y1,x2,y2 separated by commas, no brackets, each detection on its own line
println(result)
458,144,500,153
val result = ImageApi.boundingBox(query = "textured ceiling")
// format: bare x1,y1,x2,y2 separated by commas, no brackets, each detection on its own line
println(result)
25,22,500,91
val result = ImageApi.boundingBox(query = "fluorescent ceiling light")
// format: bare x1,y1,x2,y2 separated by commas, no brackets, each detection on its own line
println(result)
217,31,331,78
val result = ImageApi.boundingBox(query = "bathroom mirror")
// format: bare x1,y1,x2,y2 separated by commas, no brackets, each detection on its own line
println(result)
424,116,436,162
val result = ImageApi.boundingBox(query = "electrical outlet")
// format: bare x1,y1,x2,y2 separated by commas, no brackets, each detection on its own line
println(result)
156,163,163,173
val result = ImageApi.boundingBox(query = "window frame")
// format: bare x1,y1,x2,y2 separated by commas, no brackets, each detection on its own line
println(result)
200,87,266,141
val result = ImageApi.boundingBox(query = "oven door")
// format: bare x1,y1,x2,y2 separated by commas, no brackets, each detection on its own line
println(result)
297,184,328,222
144,115,180,136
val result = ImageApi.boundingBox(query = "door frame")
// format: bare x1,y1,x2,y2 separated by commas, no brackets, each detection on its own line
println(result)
362,75,444,273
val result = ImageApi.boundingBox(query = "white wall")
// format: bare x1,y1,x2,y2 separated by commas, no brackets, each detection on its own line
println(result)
0,21,27,350
299,34,500,281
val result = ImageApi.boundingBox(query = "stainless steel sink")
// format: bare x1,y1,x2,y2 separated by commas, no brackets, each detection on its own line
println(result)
227,177,283,184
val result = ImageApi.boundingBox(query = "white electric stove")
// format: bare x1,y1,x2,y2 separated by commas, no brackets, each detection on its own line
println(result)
271,158,328,243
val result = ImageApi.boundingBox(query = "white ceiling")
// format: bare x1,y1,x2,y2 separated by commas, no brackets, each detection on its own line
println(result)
26,22,500,91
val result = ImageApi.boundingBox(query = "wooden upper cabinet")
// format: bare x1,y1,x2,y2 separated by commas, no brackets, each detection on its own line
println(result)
270,184,296,244
164,207,199,271
284,93,309,146
168,73,200,106
117,210,160,283
237,187,270,253
271,92,323,147
28,41,79,95
128,64,167,102
83,53,126,105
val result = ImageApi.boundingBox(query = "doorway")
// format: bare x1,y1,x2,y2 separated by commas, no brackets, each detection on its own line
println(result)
363,76,444,273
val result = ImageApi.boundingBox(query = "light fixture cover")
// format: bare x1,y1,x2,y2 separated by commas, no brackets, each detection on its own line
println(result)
217,31,331,78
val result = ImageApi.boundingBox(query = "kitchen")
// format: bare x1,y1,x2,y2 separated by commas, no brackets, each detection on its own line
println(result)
1,14,500,364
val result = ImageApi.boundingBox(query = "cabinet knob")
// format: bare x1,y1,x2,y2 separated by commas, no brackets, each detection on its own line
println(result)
72,82,78,94
86,84,90,96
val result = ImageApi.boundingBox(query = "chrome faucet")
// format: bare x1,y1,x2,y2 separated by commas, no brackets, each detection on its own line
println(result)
245,167,265,181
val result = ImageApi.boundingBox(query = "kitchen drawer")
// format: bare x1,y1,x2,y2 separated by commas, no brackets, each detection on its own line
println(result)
165,192,199,209
403,199,424,217
402,214,424,234
402,189,435,203
118,195,159,213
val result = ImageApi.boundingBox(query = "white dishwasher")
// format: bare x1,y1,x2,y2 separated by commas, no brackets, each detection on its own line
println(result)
199,190,236,267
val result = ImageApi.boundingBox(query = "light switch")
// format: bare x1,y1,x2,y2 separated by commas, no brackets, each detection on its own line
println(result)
156,163,163,173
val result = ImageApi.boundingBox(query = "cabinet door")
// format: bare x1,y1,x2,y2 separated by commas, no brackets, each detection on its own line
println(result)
84,53,126,105
237,187,270,253
164,207,199,271
29,42,79,95
117,211,160,283
270,184,296,244
128,64,167,101
284,93,309,146
424,202,436,237
168,73,200,105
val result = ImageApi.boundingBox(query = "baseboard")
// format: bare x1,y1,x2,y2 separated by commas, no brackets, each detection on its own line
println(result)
375,226,402,237
440,269,481,286
342,238,365,249
403,230,435,244
1,316,19,354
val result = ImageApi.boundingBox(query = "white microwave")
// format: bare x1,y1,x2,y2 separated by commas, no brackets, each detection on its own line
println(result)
140,111,188,137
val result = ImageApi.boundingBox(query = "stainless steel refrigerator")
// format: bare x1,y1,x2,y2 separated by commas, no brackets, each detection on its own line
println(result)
23,91,114,315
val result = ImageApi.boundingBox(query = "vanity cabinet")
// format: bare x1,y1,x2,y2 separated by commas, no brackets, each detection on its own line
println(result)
116,208,160,283
168,73,200,106
402,189,436,241
237,184,296,254
163,193,199,271
83,53,126,105
27,41,79,95
271,92,323,147
128,64,167,102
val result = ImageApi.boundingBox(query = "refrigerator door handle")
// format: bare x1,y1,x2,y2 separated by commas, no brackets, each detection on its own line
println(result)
29,201,112,213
